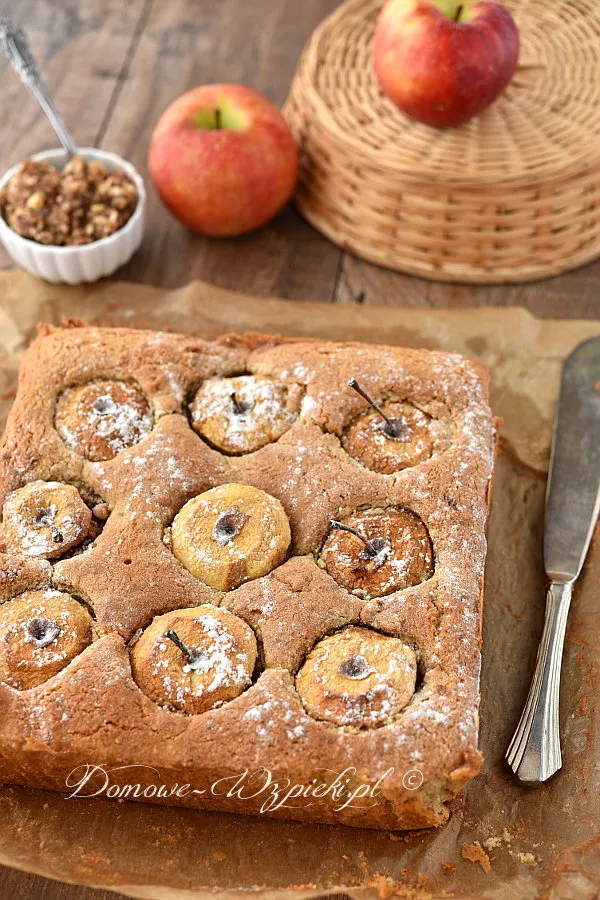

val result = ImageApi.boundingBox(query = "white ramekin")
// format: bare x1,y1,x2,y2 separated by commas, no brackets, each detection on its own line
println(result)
0,147,145,284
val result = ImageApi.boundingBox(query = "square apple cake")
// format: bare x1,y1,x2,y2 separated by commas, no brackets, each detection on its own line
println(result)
0,323,494,830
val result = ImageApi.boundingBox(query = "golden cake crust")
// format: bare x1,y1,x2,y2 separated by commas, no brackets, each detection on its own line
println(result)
0,324,495,830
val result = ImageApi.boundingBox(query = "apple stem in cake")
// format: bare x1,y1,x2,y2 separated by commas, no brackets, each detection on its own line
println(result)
329,519,390,563
35,509,64,544
230,391,247,415
23,616,61,648
164,628,205,669
321,509,434,599
347,378,407,440
336,653,373,680
132,605,257,715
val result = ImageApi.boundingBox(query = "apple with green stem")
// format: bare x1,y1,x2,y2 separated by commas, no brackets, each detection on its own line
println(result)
148,84,298,236
373,0,519,127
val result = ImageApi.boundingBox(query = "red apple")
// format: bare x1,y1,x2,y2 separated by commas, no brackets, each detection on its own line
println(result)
373,0,519,127
148,84,298,237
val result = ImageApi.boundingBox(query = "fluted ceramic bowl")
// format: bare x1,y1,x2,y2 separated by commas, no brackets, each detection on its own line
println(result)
0,147,145,284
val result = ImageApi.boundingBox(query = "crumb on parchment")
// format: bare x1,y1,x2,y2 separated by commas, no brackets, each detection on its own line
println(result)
462,842,491,873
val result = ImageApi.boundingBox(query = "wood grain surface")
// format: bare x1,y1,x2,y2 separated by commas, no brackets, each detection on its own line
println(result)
0,0,598,315
0,0,598,897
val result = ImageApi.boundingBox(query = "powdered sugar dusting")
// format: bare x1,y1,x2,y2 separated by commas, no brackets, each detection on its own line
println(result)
297,629,417,728
55,380,153,461
0,481,92,560
74,394,150,455
0,330,496,812
191,376,299,452
321,509,434,600
150,614,253,708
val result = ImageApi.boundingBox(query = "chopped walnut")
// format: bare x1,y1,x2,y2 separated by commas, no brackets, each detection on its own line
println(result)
0,156,138,246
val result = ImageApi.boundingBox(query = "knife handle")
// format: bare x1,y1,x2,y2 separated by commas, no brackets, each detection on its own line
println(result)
505,580,572,783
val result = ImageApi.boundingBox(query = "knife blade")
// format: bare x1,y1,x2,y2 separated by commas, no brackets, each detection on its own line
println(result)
506,336,600,783
544,337,600,580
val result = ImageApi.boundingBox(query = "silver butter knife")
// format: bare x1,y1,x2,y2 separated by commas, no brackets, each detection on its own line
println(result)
506,336,600,783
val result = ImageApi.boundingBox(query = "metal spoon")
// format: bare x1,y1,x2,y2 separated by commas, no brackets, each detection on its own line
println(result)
0,17,78,157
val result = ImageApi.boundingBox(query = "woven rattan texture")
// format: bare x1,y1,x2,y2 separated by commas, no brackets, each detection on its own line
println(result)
284,0,600,283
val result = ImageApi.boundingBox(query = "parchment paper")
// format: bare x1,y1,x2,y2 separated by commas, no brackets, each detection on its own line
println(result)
0,270,598,900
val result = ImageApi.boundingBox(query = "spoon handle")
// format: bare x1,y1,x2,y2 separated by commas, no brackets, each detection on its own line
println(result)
0,17,78,157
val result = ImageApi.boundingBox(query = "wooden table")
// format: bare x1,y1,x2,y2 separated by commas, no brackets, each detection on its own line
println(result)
0,0,598,897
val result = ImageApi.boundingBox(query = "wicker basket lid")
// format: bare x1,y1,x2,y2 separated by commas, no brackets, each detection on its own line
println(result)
285,0,600,283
